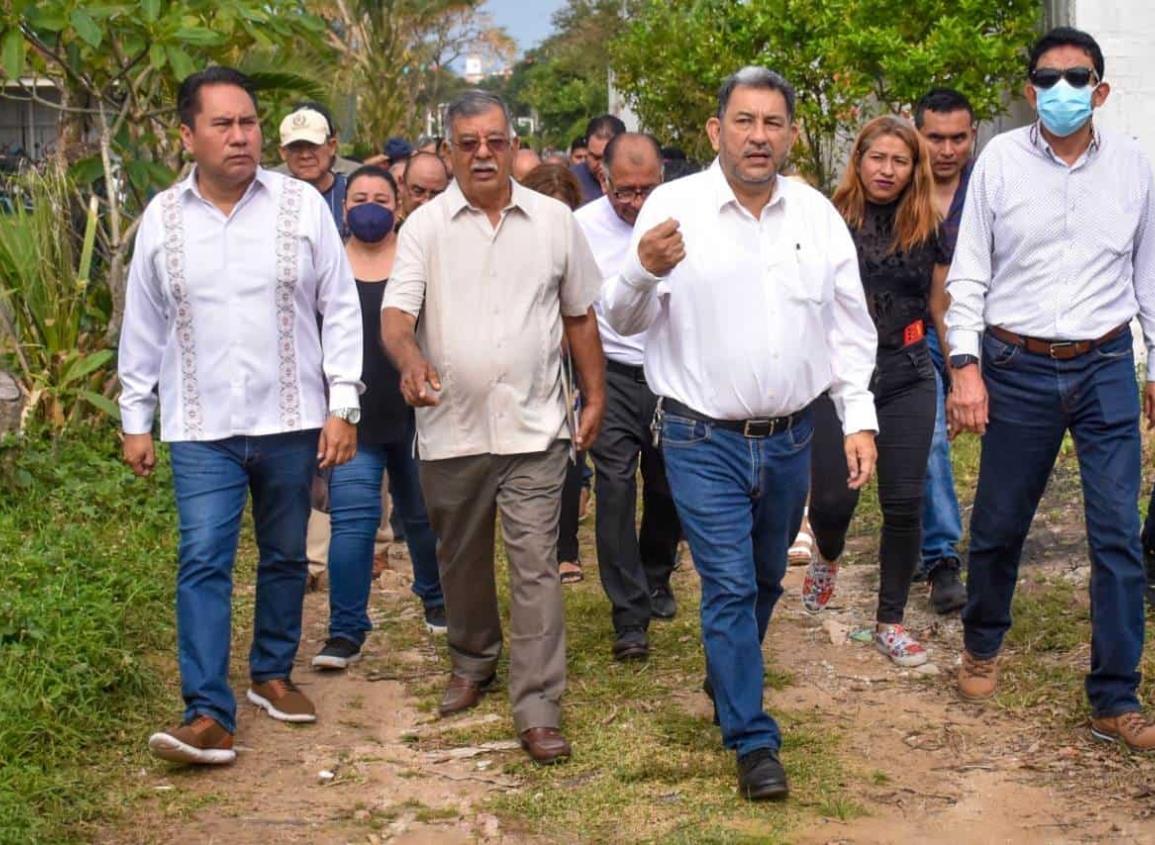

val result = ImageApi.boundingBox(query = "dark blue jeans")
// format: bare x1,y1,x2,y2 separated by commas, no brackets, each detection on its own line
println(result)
661,409,812,756
169,430,317,733
327,435,443,646
920,330,963,574
963,330,1145,717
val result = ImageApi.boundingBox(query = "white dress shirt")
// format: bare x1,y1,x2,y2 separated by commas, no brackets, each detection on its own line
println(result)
602,161,878,434
118,167,363,441
947,123,1155,373
383,179,602,461
574,196,645,366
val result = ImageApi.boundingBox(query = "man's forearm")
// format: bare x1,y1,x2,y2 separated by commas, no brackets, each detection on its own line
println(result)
562,309,605,405
381,307,423,369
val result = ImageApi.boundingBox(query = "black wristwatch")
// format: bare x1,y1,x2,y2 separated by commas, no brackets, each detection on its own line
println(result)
949,354,979,370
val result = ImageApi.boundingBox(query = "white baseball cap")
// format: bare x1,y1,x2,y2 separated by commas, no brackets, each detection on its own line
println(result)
279,108,330,147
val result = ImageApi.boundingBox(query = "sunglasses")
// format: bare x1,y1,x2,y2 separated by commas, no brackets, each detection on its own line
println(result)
452,135,510,155
1029,66,1099,89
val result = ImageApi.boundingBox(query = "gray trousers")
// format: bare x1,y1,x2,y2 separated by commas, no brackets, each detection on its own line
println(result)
419,441,568,732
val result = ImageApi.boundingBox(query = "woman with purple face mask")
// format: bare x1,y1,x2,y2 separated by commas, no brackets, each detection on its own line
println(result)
311,165,448,671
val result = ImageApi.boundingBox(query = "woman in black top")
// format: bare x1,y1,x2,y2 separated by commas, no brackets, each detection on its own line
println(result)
802,116,948,668
311,165,446,670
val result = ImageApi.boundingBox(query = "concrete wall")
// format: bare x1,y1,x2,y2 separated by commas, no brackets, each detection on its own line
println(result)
1073,0,1155,163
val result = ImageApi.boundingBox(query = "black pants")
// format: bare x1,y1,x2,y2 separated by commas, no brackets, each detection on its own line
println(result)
810,344,936,624
557,451,586,563
590,362,681,632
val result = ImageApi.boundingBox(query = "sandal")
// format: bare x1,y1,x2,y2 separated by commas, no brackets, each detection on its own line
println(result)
559,560,584,584
788,514,814,566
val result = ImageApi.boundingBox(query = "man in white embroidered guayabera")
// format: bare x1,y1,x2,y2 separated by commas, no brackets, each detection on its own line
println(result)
381,90,605,766
947,28,1155,753
602,67,878,801
117,67,364,766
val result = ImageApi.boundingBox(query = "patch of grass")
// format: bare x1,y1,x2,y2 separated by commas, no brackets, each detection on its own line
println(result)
0,430,181,843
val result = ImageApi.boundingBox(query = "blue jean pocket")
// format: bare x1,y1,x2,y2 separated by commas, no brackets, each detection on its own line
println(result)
662,415,710,446
787,413,814,450
983,334,1019,367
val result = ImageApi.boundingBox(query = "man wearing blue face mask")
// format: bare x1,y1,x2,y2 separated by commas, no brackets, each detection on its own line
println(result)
947,27,1155,751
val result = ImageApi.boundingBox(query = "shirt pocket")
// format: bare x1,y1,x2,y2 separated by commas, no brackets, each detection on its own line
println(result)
774,247,832,304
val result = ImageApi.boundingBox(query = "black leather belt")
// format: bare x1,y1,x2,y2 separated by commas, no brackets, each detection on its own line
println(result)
663,398,804,438
606,358,647,383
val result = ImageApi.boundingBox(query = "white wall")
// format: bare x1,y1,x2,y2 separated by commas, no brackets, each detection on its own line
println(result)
1075,0,1155,163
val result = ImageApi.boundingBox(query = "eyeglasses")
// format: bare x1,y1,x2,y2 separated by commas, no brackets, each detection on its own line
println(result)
1029,66,1099,89
608,184,657,203
451,135,510,155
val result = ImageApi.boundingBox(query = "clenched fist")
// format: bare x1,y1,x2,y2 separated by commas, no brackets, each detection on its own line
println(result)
638,218,686,277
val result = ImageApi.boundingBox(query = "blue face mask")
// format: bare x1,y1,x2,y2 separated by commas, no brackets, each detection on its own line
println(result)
1035,79,1095,138
346,202,395,243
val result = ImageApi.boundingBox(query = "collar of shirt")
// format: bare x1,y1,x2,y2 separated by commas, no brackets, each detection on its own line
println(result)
176,164,273,213
1028,120,1103,167
707,157,789,219
443,177,537,221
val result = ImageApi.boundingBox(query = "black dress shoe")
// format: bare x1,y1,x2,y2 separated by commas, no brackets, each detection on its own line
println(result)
612,628,649,661
649,586,677,620
928,560,966,615
737,747,789,801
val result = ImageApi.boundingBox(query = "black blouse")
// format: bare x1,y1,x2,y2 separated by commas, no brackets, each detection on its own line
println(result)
853,201,948,350
355,279,412,445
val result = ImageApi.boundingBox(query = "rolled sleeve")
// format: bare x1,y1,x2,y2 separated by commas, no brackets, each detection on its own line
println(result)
560,214,602,316
383,216,427,317
117,212,165,435
602,195,666,335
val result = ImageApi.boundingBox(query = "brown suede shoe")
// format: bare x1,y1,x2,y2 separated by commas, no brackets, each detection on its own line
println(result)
247,678,317,723
520,727,571,764
957,650,999,701
438,672,496,717
148,715,236,765
1091,711,1155,752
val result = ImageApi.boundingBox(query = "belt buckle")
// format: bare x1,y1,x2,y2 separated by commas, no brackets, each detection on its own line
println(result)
743,418,772,437
1048,341,1075,359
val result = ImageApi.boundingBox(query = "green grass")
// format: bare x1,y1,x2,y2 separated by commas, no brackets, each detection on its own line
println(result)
0,430,180,844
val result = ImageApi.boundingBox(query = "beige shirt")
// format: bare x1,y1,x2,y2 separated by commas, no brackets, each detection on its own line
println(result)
384,179,602,460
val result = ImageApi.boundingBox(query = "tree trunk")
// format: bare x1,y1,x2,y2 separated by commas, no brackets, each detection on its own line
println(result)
0,370,25,436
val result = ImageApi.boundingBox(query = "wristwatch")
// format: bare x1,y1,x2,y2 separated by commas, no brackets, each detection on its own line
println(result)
949,354,979,370
330,407,361,425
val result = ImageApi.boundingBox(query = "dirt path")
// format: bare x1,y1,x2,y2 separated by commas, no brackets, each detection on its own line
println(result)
103,458,1155,844
102,553,541,845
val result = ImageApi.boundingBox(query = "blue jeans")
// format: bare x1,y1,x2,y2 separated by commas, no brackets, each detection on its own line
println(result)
327,435,443,646
661,410,812,756
919,331,963,575
963,330,1145,717
169,430,317,733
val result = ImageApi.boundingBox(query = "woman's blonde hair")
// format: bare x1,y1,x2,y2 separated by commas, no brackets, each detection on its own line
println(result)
832,115,938,254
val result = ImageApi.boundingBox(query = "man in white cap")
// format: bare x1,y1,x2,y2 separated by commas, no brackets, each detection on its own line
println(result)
279,101,348,232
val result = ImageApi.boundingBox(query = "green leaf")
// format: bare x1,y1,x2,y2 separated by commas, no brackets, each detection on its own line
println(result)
67,155,105,186
27,8,68,32
148,41,166,70
1,28,25,80
165,46,196,81
172,27,225,46
142,0,161,23
70,9,102,48
60,350,115,387
77,390,121,420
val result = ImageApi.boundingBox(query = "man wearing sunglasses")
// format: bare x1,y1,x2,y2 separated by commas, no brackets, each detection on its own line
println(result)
948,27,1155,751
575,133,683,663
381,89,605,766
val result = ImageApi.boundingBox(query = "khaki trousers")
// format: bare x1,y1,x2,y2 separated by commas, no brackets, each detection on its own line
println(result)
307,477,393,576
419,442,568,732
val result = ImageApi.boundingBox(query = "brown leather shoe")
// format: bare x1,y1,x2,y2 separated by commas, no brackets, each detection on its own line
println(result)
957,650,999,701
520,727,571,764
438,672,495,717
1091,711,1155,752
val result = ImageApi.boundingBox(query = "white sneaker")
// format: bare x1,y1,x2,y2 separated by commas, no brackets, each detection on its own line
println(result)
875,624,928,668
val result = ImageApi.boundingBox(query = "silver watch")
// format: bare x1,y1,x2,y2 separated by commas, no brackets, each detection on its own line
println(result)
331,407,361,425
